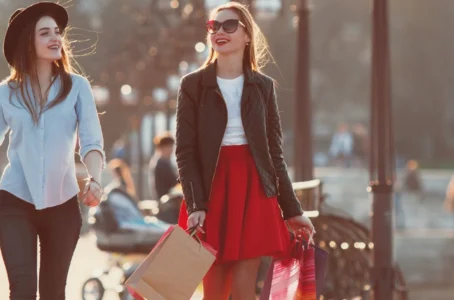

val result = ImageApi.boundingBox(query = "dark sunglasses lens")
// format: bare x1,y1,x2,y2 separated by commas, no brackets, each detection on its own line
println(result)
223,19,239,33
206,20,220,34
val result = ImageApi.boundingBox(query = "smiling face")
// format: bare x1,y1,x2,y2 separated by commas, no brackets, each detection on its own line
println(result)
34,16,63,63
202,2,270,72
208,9,250,56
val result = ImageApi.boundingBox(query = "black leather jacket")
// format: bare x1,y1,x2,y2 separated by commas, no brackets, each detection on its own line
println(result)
175,62,303,219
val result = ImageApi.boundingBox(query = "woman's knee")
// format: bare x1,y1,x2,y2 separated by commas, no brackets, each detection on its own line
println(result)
203,262,232,300
231,258,261,300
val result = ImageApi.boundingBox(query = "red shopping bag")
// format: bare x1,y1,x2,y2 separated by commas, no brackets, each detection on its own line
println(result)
260,236,317,300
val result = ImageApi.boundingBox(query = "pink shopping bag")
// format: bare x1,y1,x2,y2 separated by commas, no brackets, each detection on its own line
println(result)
260,236,318,300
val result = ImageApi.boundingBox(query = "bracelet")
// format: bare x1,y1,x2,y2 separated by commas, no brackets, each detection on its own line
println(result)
86,176,102,189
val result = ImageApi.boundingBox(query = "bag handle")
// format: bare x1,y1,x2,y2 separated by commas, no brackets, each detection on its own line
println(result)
290,231,316,257
186,226,203,245
287,223,315,246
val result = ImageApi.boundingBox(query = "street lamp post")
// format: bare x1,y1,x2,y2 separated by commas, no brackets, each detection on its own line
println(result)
369,0,395,299
294,0,313,182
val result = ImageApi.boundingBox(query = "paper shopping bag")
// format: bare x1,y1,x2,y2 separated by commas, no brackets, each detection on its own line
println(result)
125,225,217,300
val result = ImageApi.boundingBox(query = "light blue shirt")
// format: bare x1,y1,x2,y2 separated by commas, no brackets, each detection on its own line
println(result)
0,73,106,210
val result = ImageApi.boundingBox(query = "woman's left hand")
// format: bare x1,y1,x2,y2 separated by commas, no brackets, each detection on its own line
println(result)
287,214,315,240
82,179,103,207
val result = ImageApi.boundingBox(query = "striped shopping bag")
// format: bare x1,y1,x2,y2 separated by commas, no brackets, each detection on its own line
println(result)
260,236,327,300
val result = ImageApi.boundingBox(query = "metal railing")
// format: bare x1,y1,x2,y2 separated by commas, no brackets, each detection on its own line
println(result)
293,180,408,300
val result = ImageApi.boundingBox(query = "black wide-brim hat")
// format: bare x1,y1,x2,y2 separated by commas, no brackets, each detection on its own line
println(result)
3,2,68,66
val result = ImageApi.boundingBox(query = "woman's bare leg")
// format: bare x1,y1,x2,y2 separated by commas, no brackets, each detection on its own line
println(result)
230,257,261,300
203,262,233,300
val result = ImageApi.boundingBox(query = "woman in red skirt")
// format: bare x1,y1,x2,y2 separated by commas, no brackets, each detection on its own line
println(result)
175,2,314,299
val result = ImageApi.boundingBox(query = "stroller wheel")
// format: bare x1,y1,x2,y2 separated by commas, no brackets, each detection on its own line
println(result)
81,277,105,300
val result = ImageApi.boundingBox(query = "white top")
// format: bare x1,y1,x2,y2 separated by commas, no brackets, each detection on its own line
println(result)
217,75,248,145
0,74,105,209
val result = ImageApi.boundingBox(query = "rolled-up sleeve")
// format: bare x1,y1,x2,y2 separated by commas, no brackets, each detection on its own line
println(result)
75,77,106,169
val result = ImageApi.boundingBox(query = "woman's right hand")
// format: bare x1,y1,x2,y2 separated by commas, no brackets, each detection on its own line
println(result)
188,210,206,233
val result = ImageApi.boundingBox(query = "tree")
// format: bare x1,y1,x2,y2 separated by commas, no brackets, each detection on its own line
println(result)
74,0,207,150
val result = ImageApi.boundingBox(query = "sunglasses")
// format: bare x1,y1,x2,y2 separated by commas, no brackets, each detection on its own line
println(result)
206,19,245,34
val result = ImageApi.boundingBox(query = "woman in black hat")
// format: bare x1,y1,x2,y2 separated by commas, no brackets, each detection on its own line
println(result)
0,2,105,299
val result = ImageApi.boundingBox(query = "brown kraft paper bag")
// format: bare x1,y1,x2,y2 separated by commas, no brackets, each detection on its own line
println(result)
125,225,217,300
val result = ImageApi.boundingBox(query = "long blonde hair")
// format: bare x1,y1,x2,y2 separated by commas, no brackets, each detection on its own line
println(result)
202,2,271,72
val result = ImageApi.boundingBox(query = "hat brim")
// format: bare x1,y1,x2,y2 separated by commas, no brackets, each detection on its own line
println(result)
3,2,69,66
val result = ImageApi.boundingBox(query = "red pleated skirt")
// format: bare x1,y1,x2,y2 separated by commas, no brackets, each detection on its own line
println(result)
178,145,290,263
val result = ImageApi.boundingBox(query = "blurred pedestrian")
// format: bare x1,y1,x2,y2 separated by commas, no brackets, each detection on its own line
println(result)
148,132,178,200
110,134,128,161
352,122,368,168
329,123,353,168
105,158,137,200
403,160,423,198
399,160,425,228
0,3,105,299
175,2,314,298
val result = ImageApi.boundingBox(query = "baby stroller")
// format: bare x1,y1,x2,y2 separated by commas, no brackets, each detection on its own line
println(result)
138,185,183,224
81,188,170,300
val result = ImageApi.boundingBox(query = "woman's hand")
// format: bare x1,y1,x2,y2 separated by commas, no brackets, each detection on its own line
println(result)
188,210,206,234
287,214,315,241
82,178,103,207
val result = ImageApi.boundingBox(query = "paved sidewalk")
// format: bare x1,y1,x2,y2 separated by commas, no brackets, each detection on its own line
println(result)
0,233,203,300
2,233,453,300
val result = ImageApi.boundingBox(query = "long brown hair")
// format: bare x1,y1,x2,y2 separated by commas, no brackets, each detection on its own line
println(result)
6,14,74,124
202,2,272,72
108,159,137,198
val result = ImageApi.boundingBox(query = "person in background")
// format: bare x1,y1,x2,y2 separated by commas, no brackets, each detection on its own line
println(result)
400,160,424,228
110,134,128,161
403,160,423,197
0,3,105,299
329,123,353,168
105,158,137,200
148,132,178,200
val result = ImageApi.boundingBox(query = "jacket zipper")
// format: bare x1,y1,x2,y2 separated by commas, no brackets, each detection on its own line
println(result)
208,88,228,201
190,181,197,211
